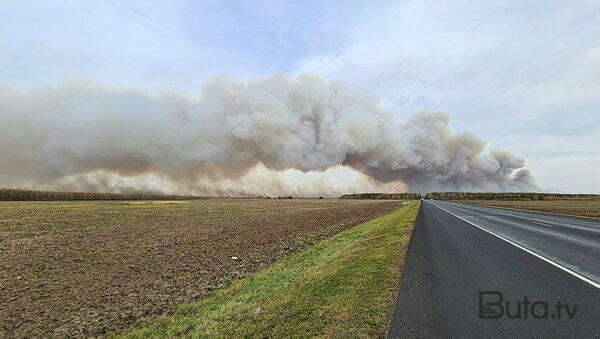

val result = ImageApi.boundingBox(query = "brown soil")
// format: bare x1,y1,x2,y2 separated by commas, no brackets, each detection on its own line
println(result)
0,199,405,337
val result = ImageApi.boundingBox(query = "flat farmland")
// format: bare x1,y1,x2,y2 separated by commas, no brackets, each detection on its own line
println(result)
465,200,600,218
0,199,406,337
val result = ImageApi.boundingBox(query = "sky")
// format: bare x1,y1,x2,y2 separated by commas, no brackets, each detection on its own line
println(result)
1,0,599,193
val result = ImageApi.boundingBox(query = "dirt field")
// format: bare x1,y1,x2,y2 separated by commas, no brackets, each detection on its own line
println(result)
0,199,405,337
465,200,600,218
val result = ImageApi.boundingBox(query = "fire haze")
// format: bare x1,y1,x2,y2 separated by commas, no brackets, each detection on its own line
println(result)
0,74,536,196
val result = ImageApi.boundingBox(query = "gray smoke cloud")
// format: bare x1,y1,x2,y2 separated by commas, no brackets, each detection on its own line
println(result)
0,74,537,195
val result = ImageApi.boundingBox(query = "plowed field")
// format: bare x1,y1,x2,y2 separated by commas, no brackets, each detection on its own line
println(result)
0,199,405,336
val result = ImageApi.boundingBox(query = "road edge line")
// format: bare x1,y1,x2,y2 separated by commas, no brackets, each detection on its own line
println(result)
429,201,600,289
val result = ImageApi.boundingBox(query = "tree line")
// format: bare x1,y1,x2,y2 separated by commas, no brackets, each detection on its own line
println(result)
0,188,208,201
423,192,600,201
339,192,599,200
339,193,422,200
2,188,597,201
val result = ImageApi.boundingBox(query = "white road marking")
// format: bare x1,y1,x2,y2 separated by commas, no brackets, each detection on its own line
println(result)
429,201,600,289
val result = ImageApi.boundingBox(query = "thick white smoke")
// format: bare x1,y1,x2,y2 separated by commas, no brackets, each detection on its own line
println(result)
0,74,536,195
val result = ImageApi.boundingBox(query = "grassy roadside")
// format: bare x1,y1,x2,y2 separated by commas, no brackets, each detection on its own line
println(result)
118,201,420,337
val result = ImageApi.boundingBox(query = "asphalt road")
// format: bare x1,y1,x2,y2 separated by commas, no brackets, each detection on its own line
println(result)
387,200,600,337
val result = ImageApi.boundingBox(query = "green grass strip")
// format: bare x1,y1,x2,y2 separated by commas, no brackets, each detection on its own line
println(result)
118,201,420,338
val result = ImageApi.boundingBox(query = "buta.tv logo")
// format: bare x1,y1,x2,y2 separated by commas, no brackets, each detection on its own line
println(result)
479,291,578,320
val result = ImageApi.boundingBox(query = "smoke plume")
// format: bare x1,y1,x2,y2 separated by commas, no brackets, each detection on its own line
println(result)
0,74,536,196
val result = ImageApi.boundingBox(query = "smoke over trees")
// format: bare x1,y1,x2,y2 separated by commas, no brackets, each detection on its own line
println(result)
0,74,537,196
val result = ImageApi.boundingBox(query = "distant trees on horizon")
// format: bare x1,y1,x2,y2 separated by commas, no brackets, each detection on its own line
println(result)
1,188,597,201
425,192,599,200
339,192,599,201
0,188,208,201
339,193,422,200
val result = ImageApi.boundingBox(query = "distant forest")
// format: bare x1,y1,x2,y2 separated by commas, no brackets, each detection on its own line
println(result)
339,193,422,200
1,188,598,201
340,192,599,201
0,188,208,201
425,192,600,200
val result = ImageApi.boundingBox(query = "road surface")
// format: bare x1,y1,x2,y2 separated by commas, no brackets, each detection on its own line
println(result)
387,200,600,337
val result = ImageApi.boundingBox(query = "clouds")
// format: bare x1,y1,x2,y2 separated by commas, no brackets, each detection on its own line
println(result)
0,0,250,90
295,1,600,192
0,0,374,90
1,0,598,192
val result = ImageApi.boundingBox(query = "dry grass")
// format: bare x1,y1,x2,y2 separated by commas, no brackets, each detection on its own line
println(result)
0,198,405,337
465,200,600,218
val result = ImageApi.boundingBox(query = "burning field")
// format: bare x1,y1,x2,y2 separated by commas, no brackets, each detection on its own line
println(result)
0,198,404,337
